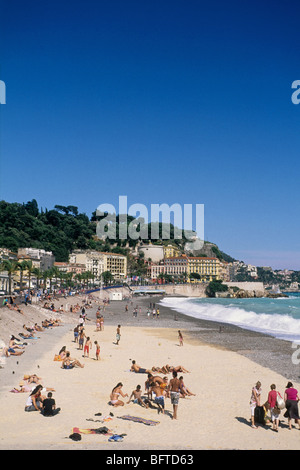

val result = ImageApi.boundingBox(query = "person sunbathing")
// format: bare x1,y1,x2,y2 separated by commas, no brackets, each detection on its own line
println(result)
3,346,24,357
164,364,190,373
130,360,152,374
61,352,84,369
179,376,195,397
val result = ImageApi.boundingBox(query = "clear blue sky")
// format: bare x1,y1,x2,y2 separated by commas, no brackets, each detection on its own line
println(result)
0,0,299,269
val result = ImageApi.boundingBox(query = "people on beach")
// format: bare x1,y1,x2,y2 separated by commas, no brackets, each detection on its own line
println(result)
78,327,85,350
61,352,85,369
179,376,195,398
169,371,181,420
41,392,61,416
178,330,183,346
127,385,149,408
250,381,262,428
149,382,165,414
130,360,152,374
54,346,67,361
25,385,45,412
94,341,100,360
83,336,92,358
110,383,128,407
116,325,121,345
284,382,300,430
267,384,282,432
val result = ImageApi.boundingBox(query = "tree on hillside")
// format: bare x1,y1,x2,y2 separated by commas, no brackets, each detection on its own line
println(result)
206,279,228,297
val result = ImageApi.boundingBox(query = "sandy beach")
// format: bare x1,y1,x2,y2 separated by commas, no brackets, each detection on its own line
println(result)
0,293,299,451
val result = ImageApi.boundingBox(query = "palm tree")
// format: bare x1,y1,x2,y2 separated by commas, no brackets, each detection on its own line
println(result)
25,260,35,291
101,270,114,286
0,260,19,294
51,266,61,289
17,260,28,292
32,267,43,289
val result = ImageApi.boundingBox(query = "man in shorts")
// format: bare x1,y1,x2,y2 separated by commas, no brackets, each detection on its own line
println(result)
131,360,152,374
150,382,165,414
169,370,181,420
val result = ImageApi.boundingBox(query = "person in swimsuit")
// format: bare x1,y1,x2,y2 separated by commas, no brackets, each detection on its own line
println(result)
61,352,85,369
131,360,152,374
84,337,92,358
94,341,100,360
169,371,181,420
110,383,128,407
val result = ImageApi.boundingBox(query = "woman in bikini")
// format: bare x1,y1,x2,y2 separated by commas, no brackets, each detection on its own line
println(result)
110,383,128,407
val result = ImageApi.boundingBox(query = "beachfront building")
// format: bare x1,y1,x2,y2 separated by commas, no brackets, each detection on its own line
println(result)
69,250,127,282
69,250,105,281
187,257,221,282
53,262,86,275
102,252,127,281
151,255,222,283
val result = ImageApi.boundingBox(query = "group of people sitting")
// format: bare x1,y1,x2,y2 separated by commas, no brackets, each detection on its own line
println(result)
109,361,195,417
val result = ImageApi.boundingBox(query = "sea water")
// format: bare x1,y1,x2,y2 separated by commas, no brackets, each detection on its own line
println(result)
159,292,300,342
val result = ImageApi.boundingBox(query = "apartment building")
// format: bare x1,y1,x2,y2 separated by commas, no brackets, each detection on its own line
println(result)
69,250,127,281
151,255,221,282
187,257,221,282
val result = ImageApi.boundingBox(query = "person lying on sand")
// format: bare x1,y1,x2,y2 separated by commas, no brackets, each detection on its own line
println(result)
127,385,149,408
3,346,24,357
9,337,25,351
61,352,85,369
130,360,152,374
164,364,190,373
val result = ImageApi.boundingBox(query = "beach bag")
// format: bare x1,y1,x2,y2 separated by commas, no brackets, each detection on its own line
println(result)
254,406,265,424
276,394,285,410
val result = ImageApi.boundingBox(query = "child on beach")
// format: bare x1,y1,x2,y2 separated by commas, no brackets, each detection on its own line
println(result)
178,330,183,346
84,337,92,358
94,341,100,360
116,325,121,345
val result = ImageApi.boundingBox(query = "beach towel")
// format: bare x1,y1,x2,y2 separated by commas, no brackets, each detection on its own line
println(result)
117,415,160,426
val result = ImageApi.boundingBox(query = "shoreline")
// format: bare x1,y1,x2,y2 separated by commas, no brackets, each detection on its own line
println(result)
0,294,300,450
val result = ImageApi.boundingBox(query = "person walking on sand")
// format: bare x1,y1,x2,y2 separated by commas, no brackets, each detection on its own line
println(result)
268,384,282,432
169,371,181,420
250,381,262,428
83,337,92,358
178,330,183,346
116,325,121,345
284,381,300,430
150,382,165,414
94,341,100,360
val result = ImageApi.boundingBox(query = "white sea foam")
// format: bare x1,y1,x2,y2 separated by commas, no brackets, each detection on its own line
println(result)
159,297,300,342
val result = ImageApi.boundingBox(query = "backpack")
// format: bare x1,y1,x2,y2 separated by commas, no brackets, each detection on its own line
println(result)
254,406,265,424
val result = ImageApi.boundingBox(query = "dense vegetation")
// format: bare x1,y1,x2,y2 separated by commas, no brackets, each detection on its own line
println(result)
0,199,198,262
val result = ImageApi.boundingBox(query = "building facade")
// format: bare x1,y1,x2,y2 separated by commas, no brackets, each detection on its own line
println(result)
69,250,127,281
151,255,222,283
